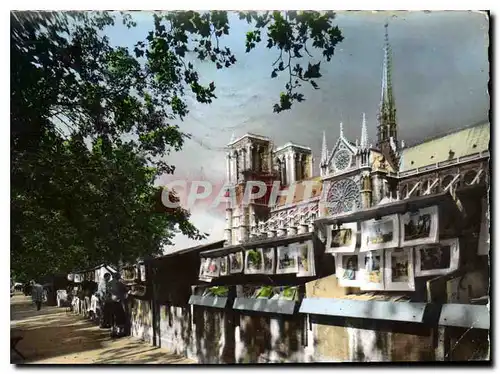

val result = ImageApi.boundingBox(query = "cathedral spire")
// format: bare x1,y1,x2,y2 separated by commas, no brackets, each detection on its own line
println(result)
360,112,368,149
320,131,328,166
377,22,399,169
339,122,344,138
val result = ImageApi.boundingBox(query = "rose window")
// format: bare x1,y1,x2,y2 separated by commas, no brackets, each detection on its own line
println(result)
326,178,361,215
334,150,351,171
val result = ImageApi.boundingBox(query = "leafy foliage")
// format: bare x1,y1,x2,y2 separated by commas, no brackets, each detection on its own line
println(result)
11,10,342,280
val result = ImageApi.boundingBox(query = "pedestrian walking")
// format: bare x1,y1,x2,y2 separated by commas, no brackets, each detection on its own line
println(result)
30,280,44,311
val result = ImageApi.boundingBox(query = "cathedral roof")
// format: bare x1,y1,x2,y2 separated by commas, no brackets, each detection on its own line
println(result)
400,122,490,172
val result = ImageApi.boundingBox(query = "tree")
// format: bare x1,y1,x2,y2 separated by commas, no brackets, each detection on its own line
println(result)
11,11,343,280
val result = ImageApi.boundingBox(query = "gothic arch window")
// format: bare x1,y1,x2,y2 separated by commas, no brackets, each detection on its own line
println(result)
234,151,240,181
326,178,361,216
295,154,302,181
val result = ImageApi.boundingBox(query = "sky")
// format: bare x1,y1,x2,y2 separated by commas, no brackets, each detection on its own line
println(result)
104,10,490,252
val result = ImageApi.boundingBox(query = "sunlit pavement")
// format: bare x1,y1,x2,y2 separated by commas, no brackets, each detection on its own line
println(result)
10,294,195,364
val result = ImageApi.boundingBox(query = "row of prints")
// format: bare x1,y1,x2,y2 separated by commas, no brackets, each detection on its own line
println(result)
199,241,316,281
325,206,439,253
334,238,460,291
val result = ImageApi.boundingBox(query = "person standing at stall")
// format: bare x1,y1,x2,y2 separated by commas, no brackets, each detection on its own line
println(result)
30,280,44,311
108,273,129,338
97,273,112,328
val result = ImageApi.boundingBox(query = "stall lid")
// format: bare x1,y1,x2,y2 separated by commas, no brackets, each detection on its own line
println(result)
438,304,490,330
299,297,428,323
188,295,229,309
232,298,298,315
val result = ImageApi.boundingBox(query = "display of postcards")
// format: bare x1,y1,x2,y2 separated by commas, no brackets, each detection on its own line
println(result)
335,252,362,287
326,222,357,253
384,248,415,291
415,238,460,277
74,274,82,283
361,214,400,251
67,273,74,282
400,205,439,246
276,245,299,274
359,250,385,291
229,251,244,274
202,286,229,297
205,257,220,278
262,247,276,274
244,248,264,275
253,285,275,299
139,264,146,282
296,240,316,277
219,256,229,276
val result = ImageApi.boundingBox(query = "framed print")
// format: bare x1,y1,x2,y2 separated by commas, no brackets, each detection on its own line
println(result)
245,248,264,275
199,257,209,278
229,251,244,274
205,257,220,278
262,247,276,275
296,240,316,277
139,264,146,282
67,273,74,282
74,273,83,283
400,206,439,246
359,250,385,291
384,248,415,291
335,252,362,287
326,222,357,253
276,245,299,274
415,238,460,277
361,214,400,251
219,256,229,276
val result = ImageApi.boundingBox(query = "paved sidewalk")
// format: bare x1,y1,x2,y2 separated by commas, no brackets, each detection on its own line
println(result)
10,294,195,364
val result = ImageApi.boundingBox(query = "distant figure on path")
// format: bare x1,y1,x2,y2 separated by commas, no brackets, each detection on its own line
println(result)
30,280,44,311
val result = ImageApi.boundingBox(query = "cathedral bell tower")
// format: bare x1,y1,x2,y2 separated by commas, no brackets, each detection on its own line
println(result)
377,23,399,171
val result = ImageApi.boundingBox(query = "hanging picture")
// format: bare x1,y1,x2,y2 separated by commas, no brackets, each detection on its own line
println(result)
229,251,244,274
205,257,220,278
415,238,460,277
335,252,362,287
219,256,229,276
361,214,400,251
139,264,146,282
262,247,276,275
400,206,439,246
296,240,316,277
359,250,385,291
67,273,75,282
326,222,357,253
74,273,83,283
199,257,213,281
244,248,264,274
276,245,299,274
384,248,415,291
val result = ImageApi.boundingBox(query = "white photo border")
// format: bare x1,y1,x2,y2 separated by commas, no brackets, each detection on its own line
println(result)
359,250,385,291
384,247,415,291
325,222,358,253
361,214,400,251
297,240,316,277
276,245,299,274
335,251,363,287
400,205,439,247
244,248,265,275
415,238,460,277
